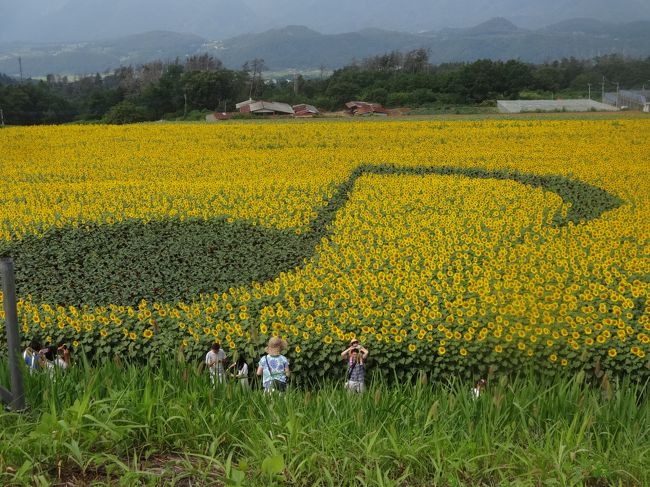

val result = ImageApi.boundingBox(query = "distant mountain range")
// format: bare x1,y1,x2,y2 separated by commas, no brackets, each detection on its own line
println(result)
4,0,650,43
1,18,649,78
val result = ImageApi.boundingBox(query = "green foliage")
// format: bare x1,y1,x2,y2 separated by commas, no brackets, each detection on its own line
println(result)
180,109,211,121
138,64,184,119
3,54,650,124
1,217,311,305
79,87,126,121
325,80,361,109
102,100,148,124
181,69,238,111
457,59,533,103
1,361,648,486
0,81,75,125
362,87,389,105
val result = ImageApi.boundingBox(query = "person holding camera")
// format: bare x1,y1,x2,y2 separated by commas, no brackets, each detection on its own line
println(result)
23,340,71,379
228,355,250,389
341,339,368,393
41,343,71,379
55,344,71,370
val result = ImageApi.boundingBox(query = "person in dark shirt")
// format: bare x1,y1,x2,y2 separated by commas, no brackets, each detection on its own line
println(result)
341,339,368,393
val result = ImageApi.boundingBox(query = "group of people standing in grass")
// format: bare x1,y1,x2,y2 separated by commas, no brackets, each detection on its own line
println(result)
205,336,369,393
22,339,70,376
205,337,291,392
22,334,370,393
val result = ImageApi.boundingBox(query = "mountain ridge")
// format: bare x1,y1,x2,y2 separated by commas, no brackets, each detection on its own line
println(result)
3,0,650,43
1,18,649,77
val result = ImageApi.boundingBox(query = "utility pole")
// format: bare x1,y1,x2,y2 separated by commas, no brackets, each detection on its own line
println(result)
0,108,4,128
0,258,26,411
601,76,605,102
18,56,23,81
587,83,591,100
615,82,620,108
248,61,255,99
293,71,298,95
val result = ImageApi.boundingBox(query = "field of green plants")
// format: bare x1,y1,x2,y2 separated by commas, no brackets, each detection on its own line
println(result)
1,360,649,486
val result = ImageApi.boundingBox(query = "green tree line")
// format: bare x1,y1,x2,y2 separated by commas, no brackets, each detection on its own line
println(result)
1,53,649,125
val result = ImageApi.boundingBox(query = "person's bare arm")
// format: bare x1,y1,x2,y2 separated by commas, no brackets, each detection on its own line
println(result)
360,346,369,360
58,346,70,366
256,365,263,376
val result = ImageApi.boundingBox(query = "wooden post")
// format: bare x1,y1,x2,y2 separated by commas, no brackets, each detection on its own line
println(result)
1,257,25,410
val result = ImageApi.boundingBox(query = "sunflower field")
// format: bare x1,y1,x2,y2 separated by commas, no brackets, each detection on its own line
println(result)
1,118,648,381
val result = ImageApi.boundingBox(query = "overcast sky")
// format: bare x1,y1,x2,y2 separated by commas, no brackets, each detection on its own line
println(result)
2,0,649,43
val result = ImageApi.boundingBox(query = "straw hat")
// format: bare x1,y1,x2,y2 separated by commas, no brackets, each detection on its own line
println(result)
265,336,288,355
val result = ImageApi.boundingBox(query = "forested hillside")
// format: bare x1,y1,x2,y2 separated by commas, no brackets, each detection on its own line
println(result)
1,53,649,125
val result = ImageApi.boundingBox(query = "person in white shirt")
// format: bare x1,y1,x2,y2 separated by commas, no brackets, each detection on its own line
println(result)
232,356,249,389
44,344,71,379
205,342,227,385
55,344,70,370
472,378,487,399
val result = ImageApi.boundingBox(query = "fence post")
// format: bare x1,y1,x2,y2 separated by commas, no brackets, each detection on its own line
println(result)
1,257,25,410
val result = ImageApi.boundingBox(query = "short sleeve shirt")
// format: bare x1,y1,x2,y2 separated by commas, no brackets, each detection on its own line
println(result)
23,350,39,371
259,354,289,386
205,349,226,375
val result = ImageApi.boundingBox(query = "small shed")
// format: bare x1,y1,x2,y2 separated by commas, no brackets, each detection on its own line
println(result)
237,100,294,115
293,104,320,117
235,99,255,110
345,101,388,116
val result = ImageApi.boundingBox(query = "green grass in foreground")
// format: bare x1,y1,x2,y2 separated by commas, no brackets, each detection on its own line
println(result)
1,360,648,486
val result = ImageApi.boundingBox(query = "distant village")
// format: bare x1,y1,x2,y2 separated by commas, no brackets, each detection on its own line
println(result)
205,100,390,121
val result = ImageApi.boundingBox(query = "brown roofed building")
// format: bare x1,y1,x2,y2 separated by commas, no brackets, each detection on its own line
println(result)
237,99,295,115
293,104,320,117
345,101,388,116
